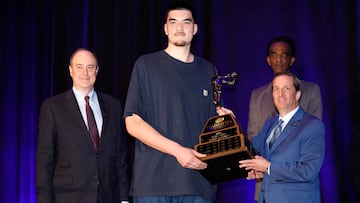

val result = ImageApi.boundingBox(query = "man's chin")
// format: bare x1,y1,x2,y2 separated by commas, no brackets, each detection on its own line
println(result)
174,42,186,46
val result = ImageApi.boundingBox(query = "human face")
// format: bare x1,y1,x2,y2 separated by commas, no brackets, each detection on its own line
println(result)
272,75,301,116
164,9,198,47
266,42,295,74
69,50,98,94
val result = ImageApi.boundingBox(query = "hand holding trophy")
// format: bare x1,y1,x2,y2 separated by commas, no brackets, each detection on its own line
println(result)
195,69,255,184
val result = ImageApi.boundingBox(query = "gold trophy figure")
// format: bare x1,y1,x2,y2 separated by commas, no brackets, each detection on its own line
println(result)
195,69,255,184
212,70,238,107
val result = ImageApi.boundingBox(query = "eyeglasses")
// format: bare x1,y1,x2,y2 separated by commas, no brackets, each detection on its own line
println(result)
72,64,98,72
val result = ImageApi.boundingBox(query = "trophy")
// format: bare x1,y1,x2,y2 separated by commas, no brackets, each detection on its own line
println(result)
194,69,255,184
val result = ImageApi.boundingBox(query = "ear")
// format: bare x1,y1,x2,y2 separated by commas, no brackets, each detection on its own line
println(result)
164,24,168,35
69,65,73,77
290,57,296,66
295,90,301,101
193,23,198,35
266,56,271,66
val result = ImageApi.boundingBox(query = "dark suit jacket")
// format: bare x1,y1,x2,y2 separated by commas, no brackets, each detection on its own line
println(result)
350,123,360,201
247,80,322,139
252,107,325,203
36,90,129,203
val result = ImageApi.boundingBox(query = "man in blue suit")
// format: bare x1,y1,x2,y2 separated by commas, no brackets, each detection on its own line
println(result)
247,35,323,202
240,72,325,203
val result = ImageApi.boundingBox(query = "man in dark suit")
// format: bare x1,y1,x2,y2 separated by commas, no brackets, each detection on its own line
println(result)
247,36,323,201
240,72,325,203
36,48,129,203
350,120,360,201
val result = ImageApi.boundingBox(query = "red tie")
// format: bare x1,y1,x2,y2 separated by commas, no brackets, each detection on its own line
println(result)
85,96,99,150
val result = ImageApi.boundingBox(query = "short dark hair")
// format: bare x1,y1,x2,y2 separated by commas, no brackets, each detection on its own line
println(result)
165,1,196,23
267,36,296,57
272,72,301,92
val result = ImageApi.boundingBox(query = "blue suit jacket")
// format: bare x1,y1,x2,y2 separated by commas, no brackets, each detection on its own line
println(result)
251,107,325,203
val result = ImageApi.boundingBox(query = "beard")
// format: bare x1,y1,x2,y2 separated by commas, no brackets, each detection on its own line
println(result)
174,40,186,46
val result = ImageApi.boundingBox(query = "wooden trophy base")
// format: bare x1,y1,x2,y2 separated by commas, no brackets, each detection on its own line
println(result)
195,114,255,184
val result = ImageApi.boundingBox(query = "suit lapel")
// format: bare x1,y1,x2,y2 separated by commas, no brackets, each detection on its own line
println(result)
97,93,109,140
270,108,305,151
265,117,278,153
66,90,98,151
65,90,88,131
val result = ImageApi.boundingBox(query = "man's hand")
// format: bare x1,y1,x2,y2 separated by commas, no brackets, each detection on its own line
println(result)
174,146,208,170
246,170,265,180
216,106,235,117
239,155,270,173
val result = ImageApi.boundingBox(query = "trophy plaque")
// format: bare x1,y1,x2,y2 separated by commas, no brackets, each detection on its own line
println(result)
194,70,255,184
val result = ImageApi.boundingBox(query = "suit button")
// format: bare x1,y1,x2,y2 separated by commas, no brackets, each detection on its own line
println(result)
94,174,99,184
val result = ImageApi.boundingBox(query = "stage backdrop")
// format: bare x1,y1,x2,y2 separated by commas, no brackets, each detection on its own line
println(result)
1,0,359,202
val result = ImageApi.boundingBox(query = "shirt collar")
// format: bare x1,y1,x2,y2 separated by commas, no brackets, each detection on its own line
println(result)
279,106,299,128
72,87,95,103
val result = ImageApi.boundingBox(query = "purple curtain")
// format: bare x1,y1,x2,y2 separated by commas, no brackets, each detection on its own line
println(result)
1,0,358,202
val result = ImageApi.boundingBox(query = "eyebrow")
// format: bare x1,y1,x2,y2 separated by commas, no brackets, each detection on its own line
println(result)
270,50,290,54
168,18,193,22
74,63,95,67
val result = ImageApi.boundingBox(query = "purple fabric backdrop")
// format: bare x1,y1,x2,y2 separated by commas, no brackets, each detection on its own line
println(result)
1,0,359,202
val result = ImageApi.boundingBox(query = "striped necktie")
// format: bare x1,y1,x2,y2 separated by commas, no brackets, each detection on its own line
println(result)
268,119,284,149
85,96,99,150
